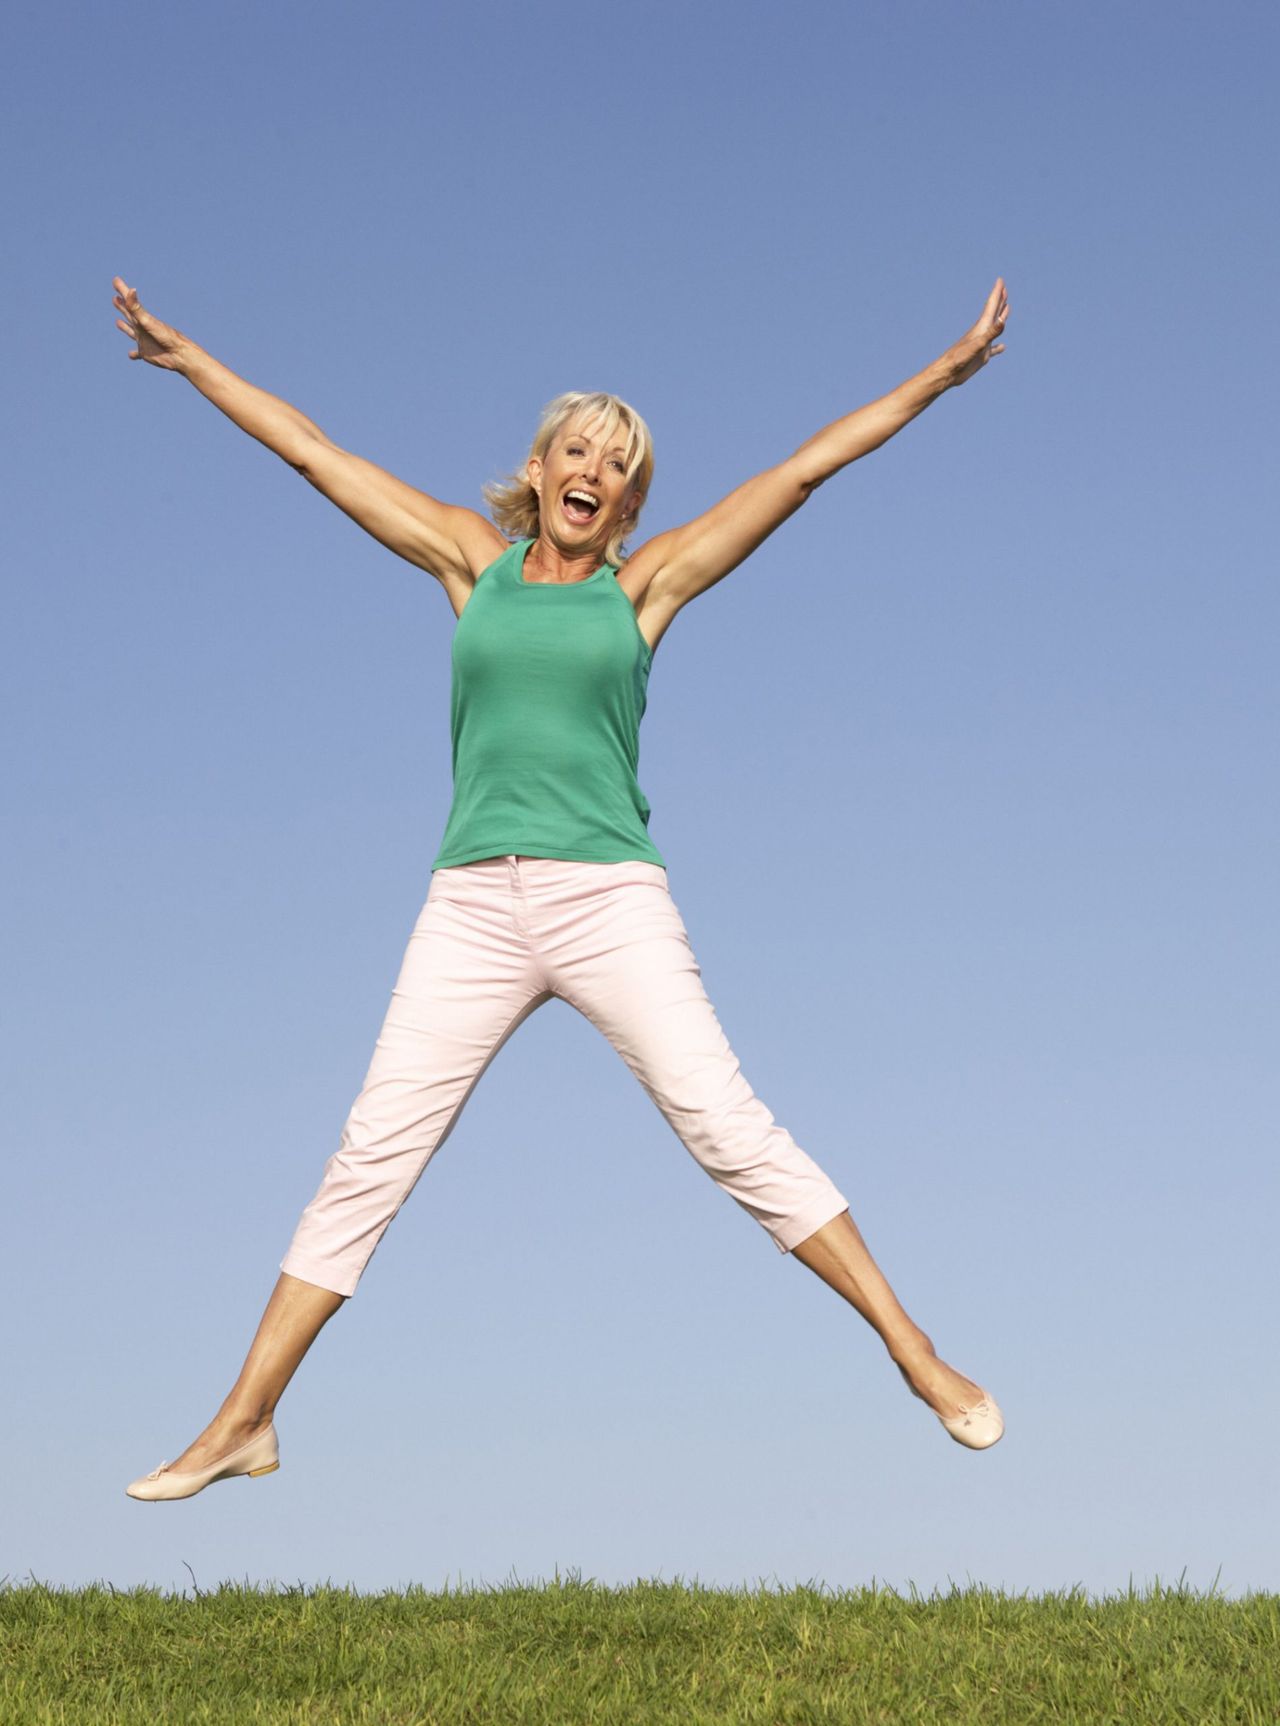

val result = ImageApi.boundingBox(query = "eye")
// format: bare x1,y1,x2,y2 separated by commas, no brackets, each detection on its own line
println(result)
608,459,624,471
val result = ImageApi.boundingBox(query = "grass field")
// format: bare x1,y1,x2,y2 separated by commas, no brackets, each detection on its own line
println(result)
3,1575,1277,1724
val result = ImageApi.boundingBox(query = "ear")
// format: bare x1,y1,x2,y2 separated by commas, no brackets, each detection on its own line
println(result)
526,455,543,498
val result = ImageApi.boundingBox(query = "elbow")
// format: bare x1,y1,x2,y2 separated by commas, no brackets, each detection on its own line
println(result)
284,440,314,480
778,450,825,501
291,433,340,482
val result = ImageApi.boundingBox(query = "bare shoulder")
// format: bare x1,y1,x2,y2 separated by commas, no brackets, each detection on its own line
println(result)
438,511,510,619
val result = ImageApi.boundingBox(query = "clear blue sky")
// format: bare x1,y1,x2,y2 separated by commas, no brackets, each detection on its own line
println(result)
4,0,1277,1600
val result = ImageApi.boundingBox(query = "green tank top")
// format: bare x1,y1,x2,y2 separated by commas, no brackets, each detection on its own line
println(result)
431,537,665,870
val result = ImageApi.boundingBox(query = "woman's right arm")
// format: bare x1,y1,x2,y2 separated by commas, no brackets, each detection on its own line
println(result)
111,277,502,606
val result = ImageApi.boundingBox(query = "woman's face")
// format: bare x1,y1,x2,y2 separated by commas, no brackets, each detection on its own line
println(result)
527,417,641,557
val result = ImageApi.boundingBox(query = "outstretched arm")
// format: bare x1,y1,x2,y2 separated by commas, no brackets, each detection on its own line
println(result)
631,280,1009,637
111,278,501,599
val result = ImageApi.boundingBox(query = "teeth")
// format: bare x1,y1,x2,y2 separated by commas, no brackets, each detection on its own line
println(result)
566,489,599,508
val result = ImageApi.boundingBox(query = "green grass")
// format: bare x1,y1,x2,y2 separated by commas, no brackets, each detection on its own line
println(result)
3,1575,1277,1724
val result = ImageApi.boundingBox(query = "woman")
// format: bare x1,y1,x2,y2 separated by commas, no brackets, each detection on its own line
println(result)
114,274,1011,1500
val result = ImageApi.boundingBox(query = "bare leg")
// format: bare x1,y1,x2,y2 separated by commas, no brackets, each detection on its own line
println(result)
165,1273,345,1473
791,1210,988,1420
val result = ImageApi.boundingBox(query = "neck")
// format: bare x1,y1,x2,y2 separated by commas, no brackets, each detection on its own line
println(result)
527,535,606,584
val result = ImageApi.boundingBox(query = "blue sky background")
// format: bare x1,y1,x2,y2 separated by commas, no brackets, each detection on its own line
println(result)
3,0,1277,1600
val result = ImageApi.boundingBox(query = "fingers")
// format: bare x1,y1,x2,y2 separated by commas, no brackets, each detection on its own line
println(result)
111,276,144,324
968,280,1010,351
111,275,153,361
112,277,143,358
984,279,1010,346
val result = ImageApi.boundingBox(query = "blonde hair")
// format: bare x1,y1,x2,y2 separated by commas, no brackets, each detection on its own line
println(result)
483,392,655,567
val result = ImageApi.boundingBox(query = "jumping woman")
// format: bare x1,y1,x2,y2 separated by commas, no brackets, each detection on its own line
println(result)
114,274,1011,1500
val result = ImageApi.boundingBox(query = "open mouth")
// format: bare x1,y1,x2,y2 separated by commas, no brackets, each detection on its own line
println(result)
562,488,600,524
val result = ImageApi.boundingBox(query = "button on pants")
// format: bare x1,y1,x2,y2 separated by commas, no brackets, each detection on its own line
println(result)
281,855,850,1297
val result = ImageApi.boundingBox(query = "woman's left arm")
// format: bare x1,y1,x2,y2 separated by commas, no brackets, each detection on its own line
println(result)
633,279,1009,631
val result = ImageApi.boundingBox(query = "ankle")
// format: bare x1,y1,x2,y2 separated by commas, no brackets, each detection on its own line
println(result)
212,1405,275,1440
887,1327,936,1368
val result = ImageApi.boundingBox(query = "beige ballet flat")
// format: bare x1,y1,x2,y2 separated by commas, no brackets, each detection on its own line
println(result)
126,1424,280,1501
900,1365,1005,1450
934,1388,1004,1450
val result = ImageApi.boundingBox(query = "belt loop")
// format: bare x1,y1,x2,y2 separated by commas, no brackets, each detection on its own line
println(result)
506,853,530,938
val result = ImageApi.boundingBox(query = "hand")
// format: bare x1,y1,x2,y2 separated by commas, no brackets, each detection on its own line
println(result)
944,277,1010,388
111,276,194,372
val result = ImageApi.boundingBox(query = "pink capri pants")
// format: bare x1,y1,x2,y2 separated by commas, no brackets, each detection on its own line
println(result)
281,855,850,1297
